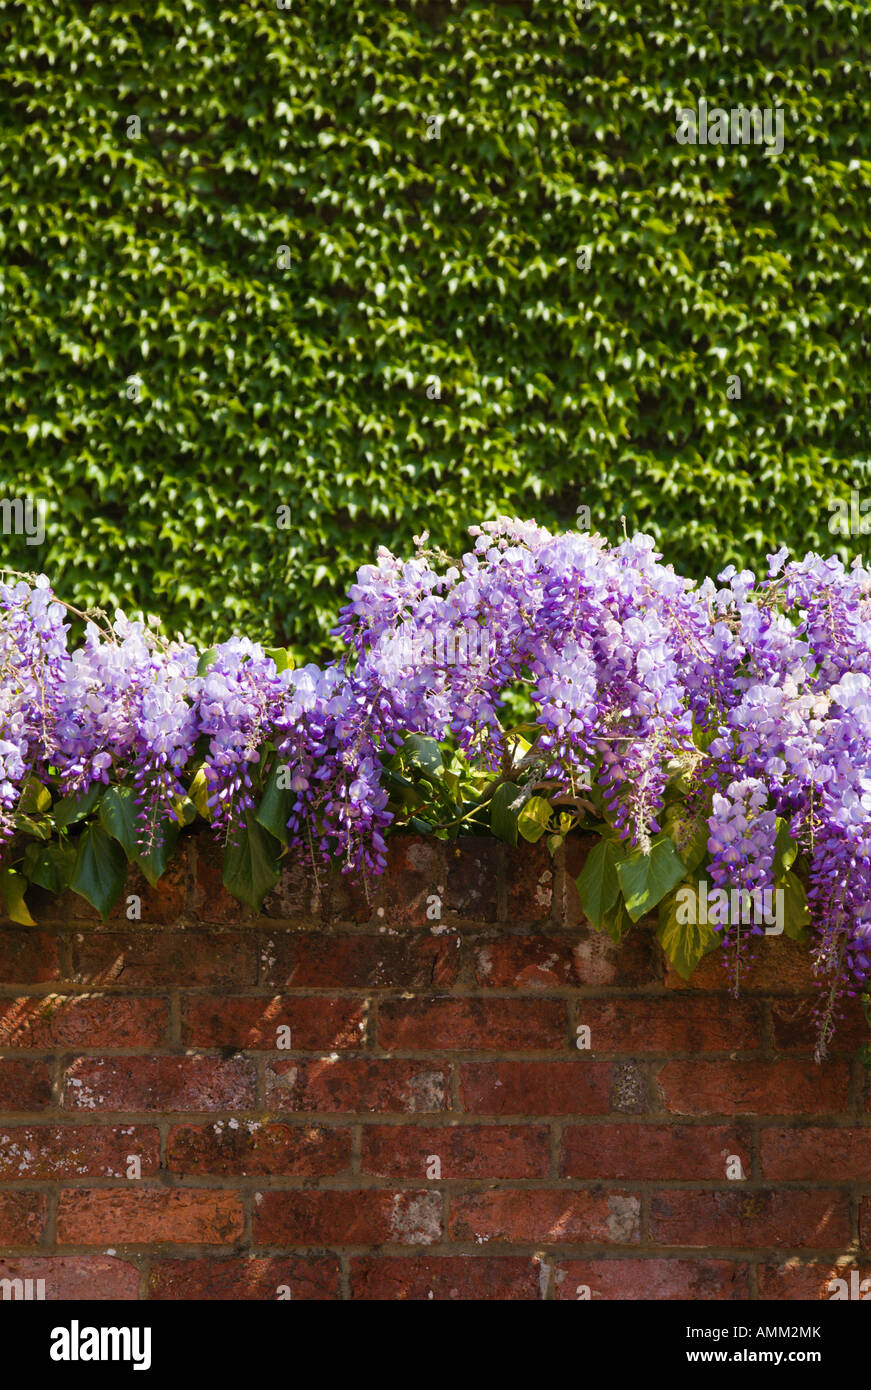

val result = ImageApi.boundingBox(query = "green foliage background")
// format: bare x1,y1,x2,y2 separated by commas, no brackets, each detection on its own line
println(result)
1,0,869,657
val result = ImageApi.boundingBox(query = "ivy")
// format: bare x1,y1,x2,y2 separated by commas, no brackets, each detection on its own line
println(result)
1,1,868,659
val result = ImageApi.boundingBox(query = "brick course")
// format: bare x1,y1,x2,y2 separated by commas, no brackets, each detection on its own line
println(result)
0,832,868,1300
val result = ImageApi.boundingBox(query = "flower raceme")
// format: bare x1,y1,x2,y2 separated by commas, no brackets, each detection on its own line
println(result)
1,519,870,1057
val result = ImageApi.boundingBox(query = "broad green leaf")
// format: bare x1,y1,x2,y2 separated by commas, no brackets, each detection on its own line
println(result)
575,836,623,928
0,867,35,925
188,768,212,820
657,883,720,979
600,894,631,944
99,785,138,858
70,824,128,919
222,820,281,911
617,835,687,922
137,821,180,888
265,646,294,672
196,646,219,676
53,784,102,829
663,804,708,873
19,778,51,815
779,869,810,941
773,818,798,878
13,813,51,841
22,841,76,894
489,781,525,846
255,761,295,844
98,784,179,885
401,734,443,778
173,796,198,826
517,795,551,843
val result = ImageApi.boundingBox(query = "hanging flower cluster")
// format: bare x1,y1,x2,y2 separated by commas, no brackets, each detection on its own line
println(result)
1,518,870,1058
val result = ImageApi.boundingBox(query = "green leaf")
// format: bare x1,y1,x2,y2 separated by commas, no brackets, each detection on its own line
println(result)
264,646,294,673
575,836,623,928
0,867,35,925
773,818,798,878
255,761,295,844
401,734,443,779
600,894,631,944
137,821,180,888
617,835,687,922
19,777,51,815
173,796,198,827
489,781,525,846
70,824,128,919
222,820,281,911
99,785,138,858
188,768,212,820
99,784,179,885
657,883,720,979
13,813,52,841
53,784,102,829
663,804,708,873
779,869,810,941
517,795,551,843
22,841,76,894
196,647,219,676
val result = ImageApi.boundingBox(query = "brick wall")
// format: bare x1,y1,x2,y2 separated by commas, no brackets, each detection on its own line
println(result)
0,831,868,1301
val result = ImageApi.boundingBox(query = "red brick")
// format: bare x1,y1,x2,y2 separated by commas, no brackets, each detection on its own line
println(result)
148,1256,341,1300
573,998,761,1052
267,1059,447,1113
0,1255,139,1299
560,1125,751,1180
0,996,166,1049
761,1127,871,1180
57,1189,243,1245
378,997,566,1051
253,1190,442,1246
261,858,322,921
771,997,869,1053
360,1124,549,1178
443,841,501,921
167,1122,351,1176
658,1060,850,1115
62,1056,257,1112
261,933,461,989
862,1197,871,1250
0,930,60,983
474,936,583,989
572,929,660,987
353,836,448,926
69,929,257,987
350,1255,542,1300
664,937,815,993
0,1191,47,1246
757,1262,871,1300
459,1061,612,1115
555,1258,750,1300
108,858,188,923
506,841,553,923
0,1126,160,1179
0,1059,52,1111
181,996,365,1050
649,1190,850,1248
449,1190,641,1245
477,939,666,995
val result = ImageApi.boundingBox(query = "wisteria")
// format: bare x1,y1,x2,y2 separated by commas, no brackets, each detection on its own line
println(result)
1,518,870,1058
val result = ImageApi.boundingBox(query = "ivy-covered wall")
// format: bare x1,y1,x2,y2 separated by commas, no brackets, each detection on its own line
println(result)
2,0,869,655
